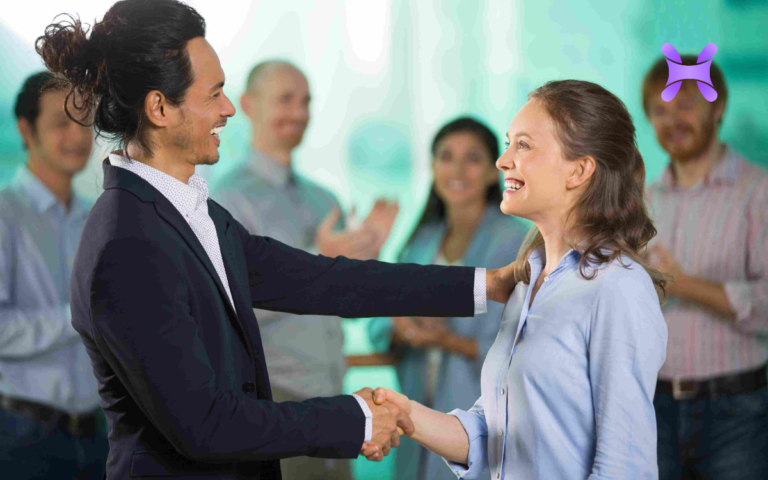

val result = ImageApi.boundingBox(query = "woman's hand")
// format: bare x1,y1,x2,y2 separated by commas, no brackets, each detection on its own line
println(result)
359,388,413,461
362,387,472,465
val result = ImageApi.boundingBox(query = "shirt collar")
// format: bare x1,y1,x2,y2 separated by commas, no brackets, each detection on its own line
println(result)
108,152,209,218
659,144,739,190
13,165,89,218
248,148,294,189
528,246,582,273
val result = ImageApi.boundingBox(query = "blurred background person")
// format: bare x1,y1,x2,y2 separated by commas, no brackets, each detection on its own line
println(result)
0,72,107,479
643,56,768,479
212,60,398,480
367,117,528,480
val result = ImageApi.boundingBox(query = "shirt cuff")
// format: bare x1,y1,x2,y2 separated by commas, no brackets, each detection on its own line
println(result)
473,268,487,315
444,409,488,479
723,281,754,322
351,394,373,443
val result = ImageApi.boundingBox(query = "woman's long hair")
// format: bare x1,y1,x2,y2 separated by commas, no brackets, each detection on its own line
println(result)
403,117,502,251
513,80,667,296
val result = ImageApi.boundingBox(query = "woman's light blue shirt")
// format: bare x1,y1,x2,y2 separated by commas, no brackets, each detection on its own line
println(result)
446,248,668,480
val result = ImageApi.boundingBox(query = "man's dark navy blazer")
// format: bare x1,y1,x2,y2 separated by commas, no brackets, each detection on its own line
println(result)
70,160,476,479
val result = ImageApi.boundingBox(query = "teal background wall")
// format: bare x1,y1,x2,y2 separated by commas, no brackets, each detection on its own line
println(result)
1,1,766,479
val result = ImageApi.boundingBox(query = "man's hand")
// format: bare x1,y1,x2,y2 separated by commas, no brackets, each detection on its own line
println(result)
361,199,399,253
359,387,413,461
315,207,379,260
355,387,414,462
649,245,685,295
486,259,521,304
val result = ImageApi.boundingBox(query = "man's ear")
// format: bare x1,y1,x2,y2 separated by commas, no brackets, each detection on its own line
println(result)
17,118,36,150
144,90,172,128
713,101,726,126
240,92,254,120
566,155,596,190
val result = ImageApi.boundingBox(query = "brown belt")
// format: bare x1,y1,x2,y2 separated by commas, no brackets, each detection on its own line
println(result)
657,363,768,401
0,394,101,437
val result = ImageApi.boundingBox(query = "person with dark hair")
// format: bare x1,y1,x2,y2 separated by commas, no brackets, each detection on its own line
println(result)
364,80,669,479
0,71,105,479
367,116,527,480
34,1,521,479
211,59,398,480
642,55,768,479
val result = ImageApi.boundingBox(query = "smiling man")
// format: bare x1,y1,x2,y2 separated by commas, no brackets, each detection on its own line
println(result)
643,56,768,480
34,1,520,479
212,60,399,480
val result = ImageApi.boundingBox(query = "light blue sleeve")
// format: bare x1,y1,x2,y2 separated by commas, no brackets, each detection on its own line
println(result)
444,395,489,479
587,271,667,480
0,215,78,358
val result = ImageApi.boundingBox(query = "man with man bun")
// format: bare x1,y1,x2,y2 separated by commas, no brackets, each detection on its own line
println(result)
35,1,519,478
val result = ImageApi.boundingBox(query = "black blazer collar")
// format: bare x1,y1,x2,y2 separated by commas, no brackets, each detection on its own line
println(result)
102,158,255,361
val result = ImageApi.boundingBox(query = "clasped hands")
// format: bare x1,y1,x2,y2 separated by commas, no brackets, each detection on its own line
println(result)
354,387,412,462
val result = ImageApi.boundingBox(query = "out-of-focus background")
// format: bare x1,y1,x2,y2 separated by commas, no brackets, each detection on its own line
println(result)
2,1,766,478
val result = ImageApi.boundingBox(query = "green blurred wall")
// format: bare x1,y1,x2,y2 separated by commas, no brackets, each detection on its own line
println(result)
1,1,766,479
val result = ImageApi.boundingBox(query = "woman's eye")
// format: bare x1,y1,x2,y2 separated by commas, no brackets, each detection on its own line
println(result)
504,141,510,150
517,141,529,150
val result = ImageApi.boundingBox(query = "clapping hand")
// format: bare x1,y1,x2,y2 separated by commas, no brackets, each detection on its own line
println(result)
361,199,399,253
315,207,378,260
355,387,414,461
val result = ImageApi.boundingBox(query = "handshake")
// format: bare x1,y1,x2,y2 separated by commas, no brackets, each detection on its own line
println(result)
354,387,412,462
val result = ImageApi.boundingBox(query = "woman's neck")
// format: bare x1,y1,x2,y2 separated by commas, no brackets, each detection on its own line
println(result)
441,200,487,262
535,216,573,277
445,200,486,233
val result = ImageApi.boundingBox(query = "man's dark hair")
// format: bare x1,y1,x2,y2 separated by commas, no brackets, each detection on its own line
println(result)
35,0,206,157
14,71,57,125
14,71,62,149
642,54,728,122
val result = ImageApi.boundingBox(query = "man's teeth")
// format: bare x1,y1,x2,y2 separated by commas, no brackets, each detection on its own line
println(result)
211,126,222,136
505,180,524,190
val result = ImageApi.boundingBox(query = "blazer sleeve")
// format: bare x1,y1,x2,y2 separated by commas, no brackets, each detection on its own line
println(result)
230,217,477,319
89,237,366,462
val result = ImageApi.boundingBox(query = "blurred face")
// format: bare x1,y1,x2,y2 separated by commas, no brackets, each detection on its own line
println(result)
432,131,498,209
496,100,574,223
170,37,236,166
243,66,310,150
646,82,723,162
20,89,93,176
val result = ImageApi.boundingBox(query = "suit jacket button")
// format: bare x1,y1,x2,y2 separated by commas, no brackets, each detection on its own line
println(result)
242,381,256,393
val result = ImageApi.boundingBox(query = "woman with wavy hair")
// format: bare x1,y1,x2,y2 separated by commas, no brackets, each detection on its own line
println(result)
363,80,669,479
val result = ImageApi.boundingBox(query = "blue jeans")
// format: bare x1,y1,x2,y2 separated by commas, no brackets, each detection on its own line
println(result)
0,407,108,480
654,387,768,480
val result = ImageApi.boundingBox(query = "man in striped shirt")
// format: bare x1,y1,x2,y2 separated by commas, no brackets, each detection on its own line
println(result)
643,56,768,479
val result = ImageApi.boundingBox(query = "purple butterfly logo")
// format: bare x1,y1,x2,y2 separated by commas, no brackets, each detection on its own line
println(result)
661,43,718,102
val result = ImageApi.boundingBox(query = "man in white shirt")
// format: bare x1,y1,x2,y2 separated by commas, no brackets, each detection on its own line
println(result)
37,1,519,478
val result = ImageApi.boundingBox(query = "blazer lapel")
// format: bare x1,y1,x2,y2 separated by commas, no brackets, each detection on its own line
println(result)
209,211,259,359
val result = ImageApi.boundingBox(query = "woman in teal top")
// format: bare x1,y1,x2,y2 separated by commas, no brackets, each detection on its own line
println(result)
368,117,528,480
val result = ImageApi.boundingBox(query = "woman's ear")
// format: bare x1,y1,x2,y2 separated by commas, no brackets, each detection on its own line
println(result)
567,155,596,190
